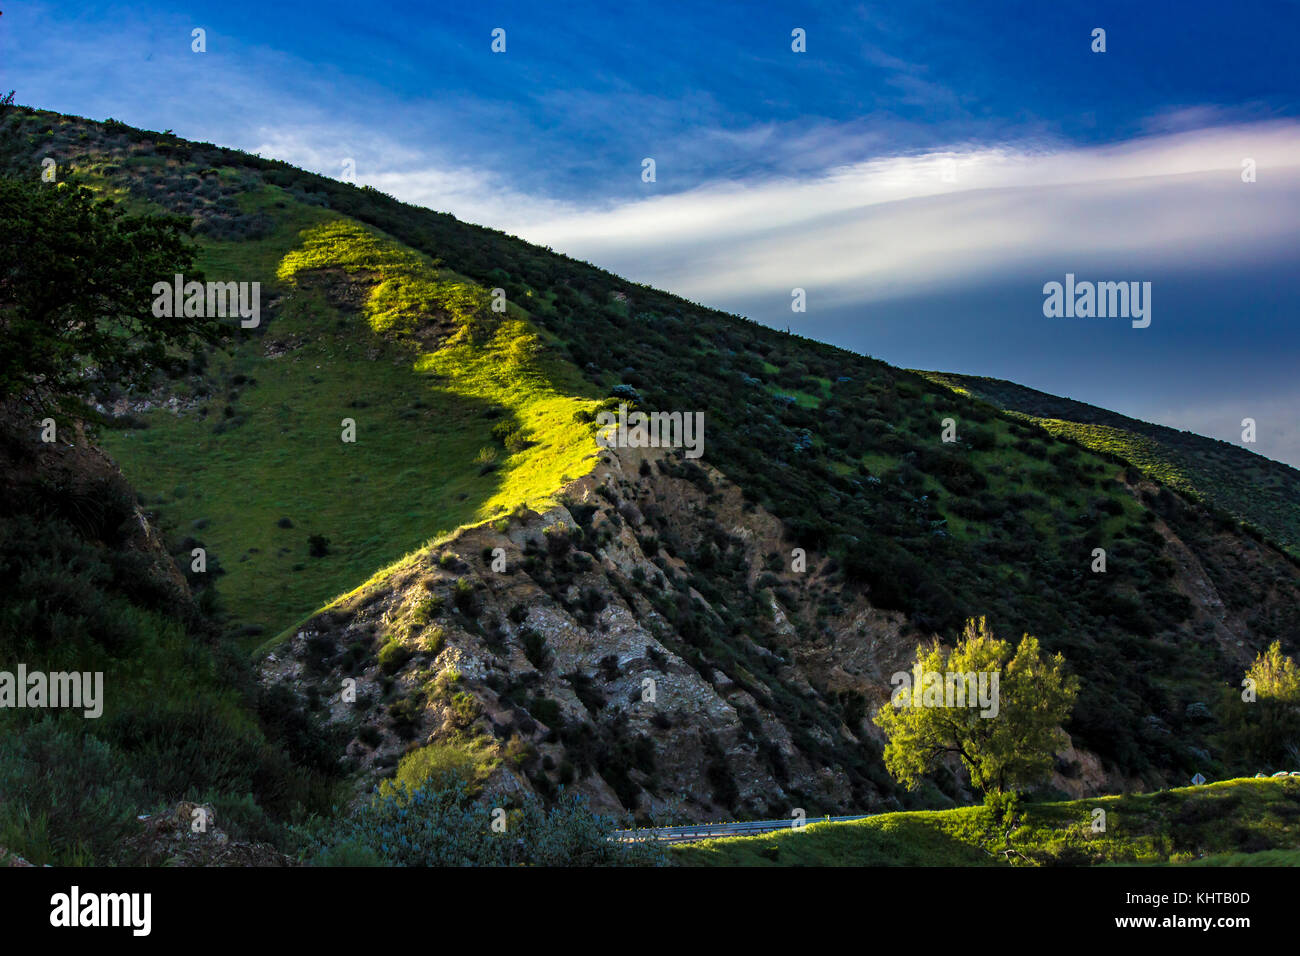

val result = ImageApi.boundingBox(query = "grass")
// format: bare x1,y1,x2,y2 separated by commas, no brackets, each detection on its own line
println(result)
98,212,601,646
674,778,1300,866
1027,418,1191,487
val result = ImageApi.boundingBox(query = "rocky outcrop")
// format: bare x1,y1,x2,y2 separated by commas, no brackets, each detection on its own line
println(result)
121,802,293,867
259,446,1300,821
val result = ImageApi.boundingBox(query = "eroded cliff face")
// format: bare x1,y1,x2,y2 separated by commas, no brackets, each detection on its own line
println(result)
258,444,898,820
1138,476,1300,675
258,444,1300,820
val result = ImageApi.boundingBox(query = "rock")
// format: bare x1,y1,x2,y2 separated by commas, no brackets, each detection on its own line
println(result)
0,847,34,867
119,801,292,867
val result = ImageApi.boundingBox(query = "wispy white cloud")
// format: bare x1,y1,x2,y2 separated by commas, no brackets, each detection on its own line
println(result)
492,121,1300,308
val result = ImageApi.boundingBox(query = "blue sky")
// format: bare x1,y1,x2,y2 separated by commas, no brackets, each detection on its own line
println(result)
5,1,1300,463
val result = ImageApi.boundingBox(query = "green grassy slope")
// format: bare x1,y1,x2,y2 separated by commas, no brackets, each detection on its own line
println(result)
4,104,1298,788
919,371,1300,558
84,191,601,642
675,777,1300,866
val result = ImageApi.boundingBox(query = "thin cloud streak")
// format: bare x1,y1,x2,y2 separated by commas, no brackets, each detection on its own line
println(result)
497,121,1300,307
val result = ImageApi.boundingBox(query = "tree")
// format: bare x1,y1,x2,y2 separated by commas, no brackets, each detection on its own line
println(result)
1222,640,1300,767
874,616,1078,796
0,177,223,417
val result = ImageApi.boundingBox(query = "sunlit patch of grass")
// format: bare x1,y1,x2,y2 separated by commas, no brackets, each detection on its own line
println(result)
277,219,489,335
1155,848,1300,866
416,317,601,518
918,370,1300,557
278,220,602,521
100,211,600,647
1032,419,1193,489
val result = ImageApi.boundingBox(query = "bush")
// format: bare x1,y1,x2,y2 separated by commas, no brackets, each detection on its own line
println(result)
0,719,146,865
387,692,426,737
474,446,498,474
543,523,572,557
452,577,479,615
522,628,552,671
310,777,664,867
377,639,412,675
376,737,499,802
409,596,439,626
529,696,562,727
310,839,386,866
104,701,266,798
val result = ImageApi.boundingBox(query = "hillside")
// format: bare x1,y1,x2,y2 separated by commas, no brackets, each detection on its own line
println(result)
919,371,1300,558
3,103,1300,836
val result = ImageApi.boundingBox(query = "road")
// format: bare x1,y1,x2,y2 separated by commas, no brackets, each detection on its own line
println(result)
614,774,1300,843
611,814,871,844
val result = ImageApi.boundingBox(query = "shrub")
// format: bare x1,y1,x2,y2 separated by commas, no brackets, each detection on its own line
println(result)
311,777,663,867
377,639,412,675
409,595,439,626
521,628,552,671
387,692,426,737
598,655,620,681
452,577,479,615
566,671,606,712
543,523,573,557
0,719,145,866
422,625,446,656
377,737,500,804
529,696,562,727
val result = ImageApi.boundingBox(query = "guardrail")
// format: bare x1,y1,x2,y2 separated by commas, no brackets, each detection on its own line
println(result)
611,814,871,843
